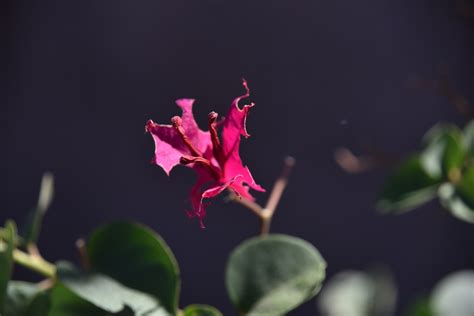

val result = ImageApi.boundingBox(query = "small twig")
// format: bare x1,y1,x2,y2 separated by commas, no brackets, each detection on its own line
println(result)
228,192,264,218
37,278,54,290
228,157,296,236
260,157,296,235
334,147,374,174
76,238,90,270
0,239,56,278
335,145,399,174
27,243,43,259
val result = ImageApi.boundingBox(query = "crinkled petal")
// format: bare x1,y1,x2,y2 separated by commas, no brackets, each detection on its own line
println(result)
221,80,265,193
228,166,265,200
146,99,212,175
188,174,241,228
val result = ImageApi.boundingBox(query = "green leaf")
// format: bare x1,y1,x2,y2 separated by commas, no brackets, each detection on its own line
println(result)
23,172,55,244
422,124,465,179
0,221,16,314
438,168,474,223
183,304,223,316
86,222,180,314
226,234,326,316
4,281,50,316
405,297,434,316
431,270,474,316
463,120,474,156
377,156,442,212
317,268,396,316
49,283,108,316
56,261,168,316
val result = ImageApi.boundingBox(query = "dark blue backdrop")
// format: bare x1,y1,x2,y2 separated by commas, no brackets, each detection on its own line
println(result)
3,0,473,314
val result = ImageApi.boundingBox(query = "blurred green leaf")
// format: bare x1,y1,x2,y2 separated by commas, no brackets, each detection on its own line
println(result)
405,297,434,316
56,261,168,316
226,234,326,316
317,268,396,316
4,281,50,316
49,283,108,316
0,221,16,314
318,271,374,316
377,156,442,212
463,120,474,156
182,304,222,316
422,124,464,179
431,270,474,316
87,222,180,314
23,172,54,244
438,168,474,223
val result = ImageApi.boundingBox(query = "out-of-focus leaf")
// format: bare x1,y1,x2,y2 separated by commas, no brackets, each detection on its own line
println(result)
87,222,180,314
317,268,396,316
318,271,373,316
182,304,223,316
368,267,397,316
56,262,168,316
377,156,442,212
0,221,16,314
463,120,474,155
422,124,464,179
431,270,474,316
49,283,107,316
23,172,55,244
226,234,326,316
4,281,50,316
405,297,434,316
438,168,474,223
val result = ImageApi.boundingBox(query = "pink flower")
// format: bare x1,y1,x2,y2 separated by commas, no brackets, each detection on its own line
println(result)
145,80,265,227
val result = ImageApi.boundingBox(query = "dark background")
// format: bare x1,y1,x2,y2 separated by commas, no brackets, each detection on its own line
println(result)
3,1,474,315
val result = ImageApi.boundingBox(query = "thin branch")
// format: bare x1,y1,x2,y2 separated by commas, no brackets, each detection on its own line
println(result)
0,239,56,278
228,191,264,217
228,156,296,236
260,156,296,235
334,147,374,174
76,238,90,270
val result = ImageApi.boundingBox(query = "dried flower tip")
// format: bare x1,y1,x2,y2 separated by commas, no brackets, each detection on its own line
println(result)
171,116,182,127
208,111,218,122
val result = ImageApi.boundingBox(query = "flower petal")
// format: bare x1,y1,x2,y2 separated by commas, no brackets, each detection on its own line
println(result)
221,80,265,193
188,174,241,228
146,99,212,175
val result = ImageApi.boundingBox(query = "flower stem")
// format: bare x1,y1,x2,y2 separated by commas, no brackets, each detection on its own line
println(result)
0,239,56,278
260,156,295,235
229,156,295,236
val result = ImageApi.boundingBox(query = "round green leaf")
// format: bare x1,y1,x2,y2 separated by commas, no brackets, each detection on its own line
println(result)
318,271,374,316
317,269,396,316
56,262,168,315
49,283,108,316
4,281,50,316
183,304,222,316
377,156,442,212
87,222,180,314
0,221,16,314
438,169,474,223
431,270,474,316
226,234,326,315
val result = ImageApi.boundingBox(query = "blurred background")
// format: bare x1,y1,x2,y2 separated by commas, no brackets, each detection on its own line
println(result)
2,0,473,314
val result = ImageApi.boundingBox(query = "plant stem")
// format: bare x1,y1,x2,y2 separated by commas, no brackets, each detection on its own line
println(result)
260,156,295,235
0,239,56,278
229,156,295,236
